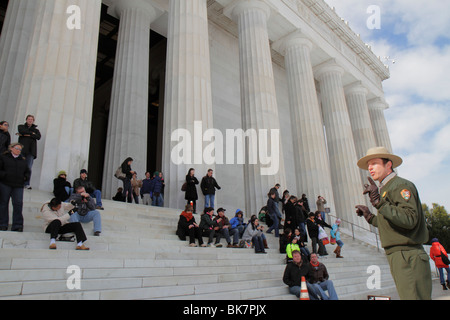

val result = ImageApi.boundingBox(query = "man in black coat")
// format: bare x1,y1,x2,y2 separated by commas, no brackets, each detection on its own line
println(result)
0,121,11,155
282,250,315,298
18,115,41,189
200,169,221,209
0,143,31,231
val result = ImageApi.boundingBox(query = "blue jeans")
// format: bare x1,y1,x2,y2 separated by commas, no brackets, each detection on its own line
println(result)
152,194,164,207
252,235,265,253
438,267,450,284
70,210,102,233
64,187,74,202
232,225,245,238
205,194,215,208
309,280,339,300
266,214,279,237
289,283,316,298
0,182,24,230
24,154,34,186
320,211,326,222
219,227,239,245
90,189,103,207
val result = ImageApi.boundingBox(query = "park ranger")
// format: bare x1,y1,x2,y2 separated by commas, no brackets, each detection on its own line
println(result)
355,147,432,300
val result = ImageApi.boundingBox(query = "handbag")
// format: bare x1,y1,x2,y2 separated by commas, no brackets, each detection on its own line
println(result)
181,182,187,192
441,251,450,266
330,237,336,245
318,226,328,240
114,166,126,180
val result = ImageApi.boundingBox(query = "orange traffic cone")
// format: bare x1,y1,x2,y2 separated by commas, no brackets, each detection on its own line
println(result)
300,276,310,300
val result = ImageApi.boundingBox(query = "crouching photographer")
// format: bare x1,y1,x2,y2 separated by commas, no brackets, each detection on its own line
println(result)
41,198,89,250
68,186,102,236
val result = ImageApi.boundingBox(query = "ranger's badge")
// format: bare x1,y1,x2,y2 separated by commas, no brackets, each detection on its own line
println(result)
401,189,411,201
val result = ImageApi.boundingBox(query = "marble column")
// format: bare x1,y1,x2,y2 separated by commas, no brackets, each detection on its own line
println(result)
315,60,366,227
273,32,335,213
225,0,286,215
368,97,393,152
12,0,101,191
0,0,39,122
102,0,157,198
345,81,377,182
162,0,216,210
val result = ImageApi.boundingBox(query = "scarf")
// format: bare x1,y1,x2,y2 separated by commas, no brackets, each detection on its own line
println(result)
310,261,320,268
181,211,193,222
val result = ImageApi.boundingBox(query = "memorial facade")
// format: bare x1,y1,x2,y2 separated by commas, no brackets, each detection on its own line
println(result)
0,0,393,228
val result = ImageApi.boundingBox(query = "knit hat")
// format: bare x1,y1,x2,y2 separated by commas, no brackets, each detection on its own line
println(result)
57,170,67,177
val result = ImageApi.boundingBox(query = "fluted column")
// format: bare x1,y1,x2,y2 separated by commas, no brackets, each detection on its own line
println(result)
0,0,39,122
225,0,286,215
274,32,335,212
162,0,215,210
12,0,101,191
345,81,377,182
368,97,393,152
102,0,157,198
315,60,366,227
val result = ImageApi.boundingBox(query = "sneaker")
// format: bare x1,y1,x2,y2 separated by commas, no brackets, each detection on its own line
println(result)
208,243,216,247
96,206,104,210
94,231,101,236
200,244,207,247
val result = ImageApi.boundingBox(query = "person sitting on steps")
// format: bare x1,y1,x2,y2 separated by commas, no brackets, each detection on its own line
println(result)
41,198,89,250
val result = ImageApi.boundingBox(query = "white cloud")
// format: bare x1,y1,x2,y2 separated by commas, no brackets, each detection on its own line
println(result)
324,0,450,210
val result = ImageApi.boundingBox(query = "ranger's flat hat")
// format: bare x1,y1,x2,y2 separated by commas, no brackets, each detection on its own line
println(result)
357,147,403,170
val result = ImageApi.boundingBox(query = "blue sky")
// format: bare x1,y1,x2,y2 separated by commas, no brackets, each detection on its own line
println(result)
324,0,450,211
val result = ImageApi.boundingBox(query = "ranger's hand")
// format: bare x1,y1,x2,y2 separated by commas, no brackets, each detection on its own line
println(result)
355,205,374,223
363,177,380,207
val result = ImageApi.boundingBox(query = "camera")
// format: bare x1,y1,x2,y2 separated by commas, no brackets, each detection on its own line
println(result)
68,200,79,215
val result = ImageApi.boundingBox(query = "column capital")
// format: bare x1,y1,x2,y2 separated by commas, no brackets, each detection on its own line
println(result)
272,30,313,56
344,81,368,96
223,0,273,22
109,0,160,24
368,97,389,110
314,59,345,80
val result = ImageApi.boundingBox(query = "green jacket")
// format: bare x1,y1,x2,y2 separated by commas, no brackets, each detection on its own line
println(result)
369,175,429,254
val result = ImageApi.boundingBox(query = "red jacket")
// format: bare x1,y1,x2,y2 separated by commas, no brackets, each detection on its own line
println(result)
430,242,449,268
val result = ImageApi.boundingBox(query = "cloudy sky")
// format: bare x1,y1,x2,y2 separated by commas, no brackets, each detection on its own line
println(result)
323,0,450,211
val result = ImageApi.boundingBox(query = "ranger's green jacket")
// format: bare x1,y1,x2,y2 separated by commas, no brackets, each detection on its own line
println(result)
369,175,429,254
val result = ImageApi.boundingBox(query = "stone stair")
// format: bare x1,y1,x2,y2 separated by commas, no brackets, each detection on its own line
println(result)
0,190,399,300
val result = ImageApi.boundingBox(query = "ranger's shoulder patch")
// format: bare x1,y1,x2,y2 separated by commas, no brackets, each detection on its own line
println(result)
400,189,411,201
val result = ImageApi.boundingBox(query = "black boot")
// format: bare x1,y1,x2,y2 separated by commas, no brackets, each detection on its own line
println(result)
442,284,448,291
